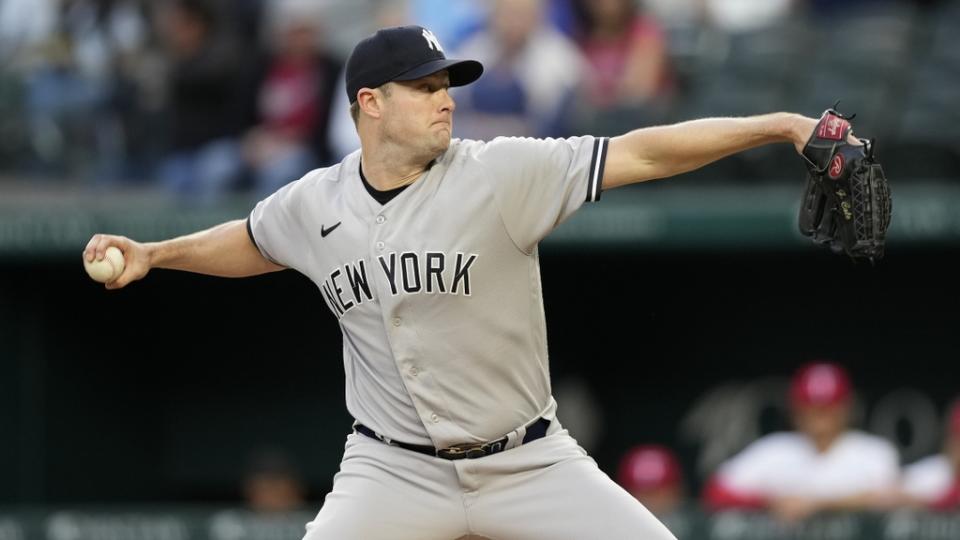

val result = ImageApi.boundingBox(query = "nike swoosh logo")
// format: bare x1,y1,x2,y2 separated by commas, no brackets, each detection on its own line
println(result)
321,222,341,238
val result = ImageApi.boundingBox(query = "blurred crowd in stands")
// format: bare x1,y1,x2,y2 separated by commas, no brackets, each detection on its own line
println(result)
0,0,956,201
617,362,960,525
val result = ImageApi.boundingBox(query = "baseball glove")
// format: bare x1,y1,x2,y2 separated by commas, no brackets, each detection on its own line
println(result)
798,107,892,262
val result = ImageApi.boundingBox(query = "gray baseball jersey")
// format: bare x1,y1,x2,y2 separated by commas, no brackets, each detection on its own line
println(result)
248,135,608,449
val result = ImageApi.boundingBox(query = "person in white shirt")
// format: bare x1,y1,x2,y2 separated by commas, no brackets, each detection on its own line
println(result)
703,361,901,522
900,400,960,510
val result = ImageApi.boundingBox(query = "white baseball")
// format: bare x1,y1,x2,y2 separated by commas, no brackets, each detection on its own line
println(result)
84,246,125,283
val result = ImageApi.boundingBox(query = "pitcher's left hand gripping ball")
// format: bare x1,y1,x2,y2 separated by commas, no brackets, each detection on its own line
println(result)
798,107,892,262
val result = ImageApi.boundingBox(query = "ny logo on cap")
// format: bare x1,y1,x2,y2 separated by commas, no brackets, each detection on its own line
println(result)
422,28,444,53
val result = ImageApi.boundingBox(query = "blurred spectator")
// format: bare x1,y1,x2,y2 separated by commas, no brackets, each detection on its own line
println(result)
452,0,585,140
241,1,341,197
384,0,580,47
618,444,685,517
406,0,485,51
702,0,794,33
0,0,56,59
900,400,960,510
156,0,251,202
2,0,150,181
326,1,412,161
573,0,673,109
575,0,672,133
703,361,900,522
243,447,307,512
324,79,354,163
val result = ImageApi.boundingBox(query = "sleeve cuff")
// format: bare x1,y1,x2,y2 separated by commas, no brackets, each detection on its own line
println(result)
245,215,257,247
585,137,608,203
246,215,281,266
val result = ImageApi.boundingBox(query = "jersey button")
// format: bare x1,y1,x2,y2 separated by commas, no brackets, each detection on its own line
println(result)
409,366,419,376
376,241,385,251
375,215,386,224
430,413,439,423
392,317,402,327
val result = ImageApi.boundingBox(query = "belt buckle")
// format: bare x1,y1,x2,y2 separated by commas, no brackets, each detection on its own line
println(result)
438,442,487,460
438,439,505,460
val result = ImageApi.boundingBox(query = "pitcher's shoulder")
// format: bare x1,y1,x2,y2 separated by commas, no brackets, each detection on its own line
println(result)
296,155,357,189
443,137,534,164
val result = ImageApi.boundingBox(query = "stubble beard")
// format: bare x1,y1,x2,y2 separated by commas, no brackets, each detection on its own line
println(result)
386,124,450,163
411,134,448,165
433,128,452,153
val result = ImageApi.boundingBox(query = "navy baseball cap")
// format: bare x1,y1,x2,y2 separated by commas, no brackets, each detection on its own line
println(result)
345,25,484,103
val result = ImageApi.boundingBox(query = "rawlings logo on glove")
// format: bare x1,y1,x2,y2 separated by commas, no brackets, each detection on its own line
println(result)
798,107,892,262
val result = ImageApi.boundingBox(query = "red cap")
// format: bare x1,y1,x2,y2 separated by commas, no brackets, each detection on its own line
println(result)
617,445,681,492
790,362,851,406
949,401,960,437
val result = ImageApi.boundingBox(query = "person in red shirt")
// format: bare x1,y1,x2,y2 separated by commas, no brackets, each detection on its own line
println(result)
703,362,900,522
572,0,673,110
243,9,341,197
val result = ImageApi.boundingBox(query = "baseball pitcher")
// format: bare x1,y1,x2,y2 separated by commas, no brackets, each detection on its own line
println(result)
83,25,889,540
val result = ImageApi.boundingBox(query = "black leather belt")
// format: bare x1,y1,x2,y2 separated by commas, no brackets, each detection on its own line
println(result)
354,418,550,460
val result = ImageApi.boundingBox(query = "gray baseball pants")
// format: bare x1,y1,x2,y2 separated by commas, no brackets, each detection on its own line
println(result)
302,424,678,540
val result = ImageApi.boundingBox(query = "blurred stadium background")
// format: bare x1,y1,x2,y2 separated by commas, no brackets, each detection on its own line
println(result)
1,0,959,539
